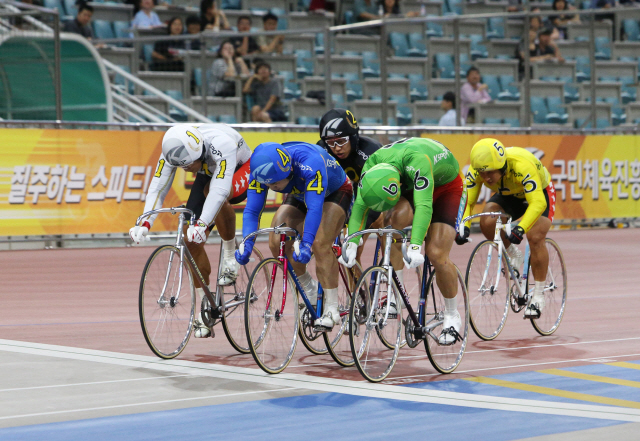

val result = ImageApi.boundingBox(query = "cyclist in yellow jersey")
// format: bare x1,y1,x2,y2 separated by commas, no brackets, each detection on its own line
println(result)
457,138,556,318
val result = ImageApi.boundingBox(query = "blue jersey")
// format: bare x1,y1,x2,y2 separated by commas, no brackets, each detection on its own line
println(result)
243,141,347,244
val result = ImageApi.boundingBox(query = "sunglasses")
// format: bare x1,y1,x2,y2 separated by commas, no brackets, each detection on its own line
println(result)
325,136,350,148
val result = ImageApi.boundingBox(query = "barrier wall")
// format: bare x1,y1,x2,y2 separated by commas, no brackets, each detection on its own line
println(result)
2,128,639,236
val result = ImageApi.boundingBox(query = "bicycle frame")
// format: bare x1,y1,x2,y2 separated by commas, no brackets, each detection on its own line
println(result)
240,225,323,322
136,207,217,310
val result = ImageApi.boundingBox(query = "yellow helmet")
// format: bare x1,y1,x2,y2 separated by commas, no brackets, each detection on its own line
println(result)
470,138,507,171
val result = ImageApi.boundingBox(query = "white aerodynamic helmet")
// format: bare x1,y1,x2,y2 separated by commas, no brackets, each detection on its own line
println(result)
161,125,205,167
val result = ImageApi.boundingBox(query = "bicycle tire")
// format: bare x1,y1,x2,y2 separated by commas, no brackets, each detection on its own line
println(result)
349,265,402,383
465,240,510,341
245,257,299,374
221,247,264,354
530,238,567,336
324,260,362,367
424,265,469,374
139,245,195,359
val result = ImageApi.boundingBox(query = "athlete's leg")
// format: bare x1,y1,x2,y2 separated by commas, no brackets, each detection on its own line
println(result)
312,202,346,290
355,212,384,265
215,200,236,241
424,223,457,299
183,226,212,288
385,197,413,271
527,216,551,282
269,204,306,274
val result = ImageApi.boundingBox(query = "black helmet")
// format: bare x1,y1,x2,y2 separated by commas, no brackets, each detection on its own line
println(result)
319,108,359,144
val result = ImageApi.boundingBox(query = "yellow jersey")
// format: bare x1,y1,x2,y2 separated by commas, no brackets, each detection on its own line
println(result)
463,147,551,232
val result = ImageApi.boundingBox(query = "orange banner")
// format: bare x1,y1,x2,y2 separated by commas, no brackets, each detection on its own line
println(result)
1,129,638,236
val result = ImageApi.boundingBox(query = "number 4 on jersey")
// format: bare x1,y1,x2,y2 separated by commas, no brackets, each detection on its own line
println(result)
249,179,264,194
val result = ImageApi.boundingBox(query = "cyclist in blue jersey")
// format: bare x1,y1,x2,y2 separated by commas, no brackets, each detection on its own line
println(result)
235,141,352,329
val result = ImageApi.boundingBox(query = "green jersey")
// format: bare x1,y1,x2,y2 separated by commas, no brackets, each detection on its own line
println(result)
348,137,460,246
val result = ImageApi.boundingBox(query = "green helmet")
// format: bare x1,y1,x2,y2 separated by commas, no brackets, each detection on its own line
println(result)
359,163,401,212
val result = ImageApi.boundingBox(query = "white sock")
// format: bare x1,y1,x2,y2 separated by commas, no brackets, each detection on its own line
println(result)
534,281,545,298
222,238,236,260
196,287,205,303
324,287,339,308
444,295,458,313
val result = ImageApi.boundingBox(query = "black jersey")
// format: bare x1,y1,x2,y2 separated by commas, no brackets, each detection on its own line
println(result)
317,135,382,183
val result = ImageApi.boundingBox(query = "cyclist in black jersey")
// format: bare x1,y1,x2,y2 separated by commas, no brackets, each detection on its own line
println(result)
317,108,384,262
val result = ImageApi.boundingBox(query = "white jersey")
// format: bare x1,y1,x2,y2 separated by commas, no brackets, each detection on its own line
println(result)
142,124,251,227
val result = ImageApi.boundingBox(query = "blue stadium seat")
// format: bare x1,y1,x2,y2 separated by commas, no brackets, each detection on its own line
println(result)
63,0,77,16
563,84,580,103
484,118,503,125
115,65,134,94
469,35,488,60
410,82,428,102
504,118,520,128
344,10,355,25
594,37,611,60
361,117,381,125
362,59,380,78
435,53,455,79
419,118,440,125
575,56,591,82
341,50,361,57
279,71,295,82
426,20,443,38
486,17,505,39
113,21,130,40
166,90,188,122
342,72,360,82
408,73,425,83
294,49,312,60
396,105,413,126
444,0,462,15
43,0,63,13
390,95,408,104
546,96,569,124
623,19,640,41
143,44,154,64
218,115,237,124
222,0,242,9
297,116,318,125
611,107,627,126
389,33,409,57
331,93,345,104
296,60,314,79
408,33,427,57
498,75,519,101
346,81,363,102
283,81,301,100
388,73,406,79
362,51,378,61
314,33,324,54
530,96,550,124
483,75,501,101
622,85,637,104
93,20,115,39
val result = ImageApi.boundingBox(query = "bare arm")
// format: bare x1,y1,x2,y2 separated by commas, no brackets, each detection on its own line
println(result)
262,94,278,112
242,75,257,94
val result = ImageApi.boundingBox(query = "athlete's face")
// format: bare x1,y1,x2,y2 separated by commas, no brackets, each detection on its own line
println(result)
325,136,352,160
479,169,502,185
182,160,202,174
266,178,290,192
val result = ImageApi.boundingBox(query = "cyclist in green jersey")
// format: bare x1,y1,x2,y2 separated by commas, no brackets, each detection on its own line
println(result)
340,137,465,344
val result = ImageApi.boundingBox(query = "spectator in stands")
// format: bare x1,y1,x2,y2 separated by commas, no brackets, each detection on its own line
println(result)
460,67,492,123
381,0,420,18
63,3,94,40
151,17,185,71
549,0,580,40
185,15,201,50
258,13,284,54
532,28,564,63
438,91,463,126
242,61,287,122
209,39,250,97
591,0,616,36
131,0,163,30
231,16,260,57
199,0,230,32
354,0,380,23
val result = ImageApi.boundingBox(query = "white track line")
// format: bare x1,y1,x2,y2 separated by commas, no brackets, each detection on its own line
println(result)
1,339,640,423
0,388,297,421
0,375,192,393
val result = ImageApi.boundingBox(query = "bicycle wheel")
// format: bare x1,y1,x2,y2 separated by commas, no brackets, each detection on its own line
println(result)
466,240,510,341
350,266,403,383
245,258,299,374
139,245,195,359
530,238,567,336
221,247,264,354
424,265,469,374
324,260,362,367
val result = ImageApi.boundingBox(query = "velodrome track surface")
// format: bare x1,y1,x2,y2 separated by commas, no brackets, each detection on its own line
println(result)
1,228,640,440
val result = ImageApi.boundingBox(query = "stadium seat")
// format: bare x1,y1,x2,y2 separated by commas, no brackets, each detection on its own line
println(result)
346,81,363,102
143,44,154,64
113,21,130,40
504,118,520,128
530,96,550,124
362,59,380,78
222,0,242,9
360,117,381,125
575,56,591,82
294,49,312,61
426,20,443,38
470,35,488,60
408,73,425,83
396,105,413,125
388,73,406,79
63,0,77,16
389,33,410,57
342,72,360,82
331,93,345,104
435,53,455,79
114,65,134,94
486,17,505,40
611,107,627,126
43,0,63,13
410,82,428,102
623,19,640,41
218,115,237,124
484,118,503,125
564,84,580,103
314,33,324,54
166,90,187,122
622,85,637,104
341,50,361,57
344,10,355,25
390,95,408,104
498,75,519,101
279,71,295,82
419,118,440,125
546,96,569,124
483,74,502,101
296,60,314,79
574,118,610,129
444,0,462,15
408,33,427,57
297,116,318,125
93,20,115,40
594,37,611,60
283,81,301,100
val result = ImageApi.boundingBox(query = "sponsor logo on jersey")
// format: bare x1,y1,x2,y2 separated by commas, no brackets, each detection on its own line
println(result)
433,151,449,165
209,146,222,157
326,158,339,168
357,149,369,161
295,162,313,171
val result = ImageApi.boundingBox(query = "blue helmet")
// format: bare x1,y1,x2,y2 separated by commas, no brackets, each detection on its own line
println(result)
250,142,292,184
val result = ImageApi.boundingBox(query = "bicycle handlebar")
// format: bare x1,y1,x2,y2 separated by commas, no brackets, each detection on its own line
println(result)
136,207,196,227
239,223,301,248
459,212,513,237
342,227,411,265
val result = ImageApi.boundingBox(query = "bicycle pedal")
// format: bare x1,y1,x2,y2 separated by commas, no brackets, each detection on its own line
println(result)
313,325,331,332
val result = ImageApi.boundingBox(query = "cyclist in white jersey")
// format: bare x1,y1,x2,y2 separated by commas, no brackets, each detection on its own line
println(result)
129,124,252,338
